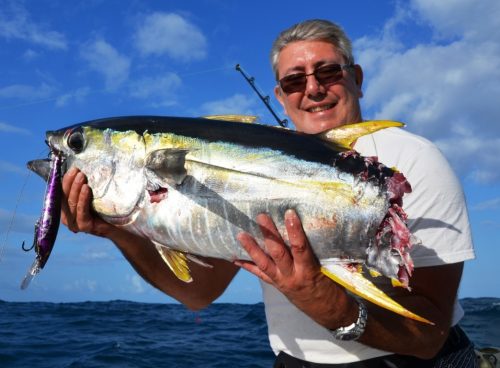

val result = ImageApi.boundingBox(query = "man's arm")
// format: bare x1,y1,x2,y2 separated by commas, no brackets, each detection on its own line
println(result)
61,168,239,310
236,209,461,359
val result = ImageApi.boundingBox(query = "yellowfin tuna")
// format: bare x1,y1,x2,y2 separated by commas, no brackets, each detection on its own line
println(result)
28,115,431,324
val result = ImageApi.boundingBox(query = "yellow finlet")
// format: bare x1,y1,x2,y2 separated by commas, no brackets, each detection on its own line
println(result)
369,269,382,278
391,278,406,288
202,114,259,123
320,264,434,325
154,243,193,283
319,120,405,149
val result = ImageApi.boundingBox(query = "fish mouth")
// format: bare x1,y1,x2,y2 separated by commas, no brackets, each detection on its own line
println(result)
28,157,144,227
27,158,69,181
98,190,146,226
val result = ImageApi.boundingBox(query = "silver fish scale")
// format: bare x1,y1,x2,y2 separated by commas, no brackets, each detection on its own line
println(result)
125,158,387,264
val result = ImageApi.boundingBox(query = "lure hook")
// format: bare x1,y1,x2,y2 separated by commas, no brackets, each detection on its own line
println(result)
21,221,38,252
21,240,34,252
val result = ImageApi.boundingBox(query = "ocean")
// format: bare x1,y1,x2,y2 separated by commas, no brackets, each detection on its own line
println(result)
0,298,498,367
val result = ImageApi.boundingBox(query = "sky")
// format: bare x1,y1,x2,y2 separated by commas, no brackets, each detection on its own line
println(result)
0,0,499,304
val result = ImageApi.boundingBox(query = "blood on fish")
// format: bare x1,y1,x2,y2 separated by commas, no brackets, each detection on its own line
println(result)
149,187,168,203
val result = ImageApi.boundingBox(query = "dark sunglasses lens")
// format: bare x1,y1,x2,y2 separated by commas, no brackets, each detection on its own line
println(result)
280,74,306,94
279,65,345,94
315,65,343,85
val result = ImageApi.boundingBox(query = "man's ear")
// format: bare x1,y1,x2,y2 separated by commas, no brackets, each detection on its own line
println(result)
354,64,364,98
274,85,286,109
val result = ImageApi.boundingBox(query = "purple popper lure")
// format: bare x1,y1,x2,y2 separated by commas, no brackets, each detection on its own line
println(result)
20,150,63,289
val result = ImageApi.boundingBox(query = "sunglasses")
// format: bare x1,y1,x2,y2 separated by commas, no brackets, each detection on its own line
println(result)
278,63,353,94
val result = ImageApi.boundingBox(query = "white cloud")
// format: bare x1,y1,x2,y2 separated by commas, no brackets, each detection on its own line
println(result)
0,160,26,174
0,122,30,135
355,0,500,183
0,83,54,101
80,39,130,90
480,220,500,229
134,12,207,61
82,249,114,262
129,73,182,107
472,198,500,211
55,87,90,107
0,1,67,50
22,49,38,61
410,0,500,41
63,279,98,292
126,274,146,293
200,94,258,116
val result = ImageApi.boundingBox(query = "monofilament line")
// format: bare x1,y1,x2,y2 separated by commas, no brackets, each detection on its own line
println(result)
0,166,32,263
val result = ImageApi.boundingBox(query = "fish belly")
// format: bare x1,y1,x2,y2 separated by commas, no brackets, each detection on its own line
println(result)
124,168,388,265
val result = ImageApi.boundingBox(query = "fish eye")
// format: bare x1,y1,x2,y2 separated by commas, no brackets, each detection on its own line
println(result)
67,129,85,153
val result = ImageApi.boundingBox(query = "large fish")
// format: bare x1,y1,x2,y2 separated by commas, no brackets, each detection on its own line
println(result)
27,115,431,324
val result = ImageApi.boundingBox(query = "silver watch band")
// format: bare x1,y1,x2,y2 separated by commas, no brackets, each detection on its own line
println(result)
330,300,368,341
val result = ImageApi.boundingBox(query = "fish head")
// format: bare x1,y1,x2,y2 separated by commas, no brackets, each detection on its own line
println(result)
42,125,147,224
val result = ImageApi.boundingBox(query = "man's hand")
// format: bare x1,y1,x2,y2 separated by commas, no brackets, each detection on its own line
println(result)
60,167,239,310
236,209,358,329
61,168,117,238
236,209,463,358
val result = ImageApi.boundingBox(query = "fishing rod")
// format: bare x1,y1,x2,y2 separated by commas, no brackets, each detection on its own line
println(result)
235,64,288,127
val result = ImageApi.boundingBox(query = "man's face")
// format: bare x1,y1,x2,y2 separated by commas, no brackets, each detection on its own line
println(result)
274,40,363,134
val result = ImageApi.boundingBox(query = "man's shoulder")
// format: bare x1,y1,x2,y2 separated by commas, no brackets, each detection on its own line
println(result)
373,126,435,150
355,126,438,159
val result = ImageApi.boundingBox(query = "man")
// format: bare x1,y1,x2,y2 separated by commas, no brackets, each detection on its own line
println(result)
62,19,477,367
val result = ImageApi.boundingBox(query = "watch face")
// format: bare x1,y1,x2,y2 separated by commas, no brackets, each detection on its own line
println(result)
330,301,367,341
337,331,361,341
332,325,363,341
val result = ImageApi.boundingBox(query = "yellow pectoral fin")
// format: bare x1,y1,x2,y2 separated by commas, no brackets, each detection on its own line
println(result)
320,264,434,325
320,120,405,149
154,243,193,283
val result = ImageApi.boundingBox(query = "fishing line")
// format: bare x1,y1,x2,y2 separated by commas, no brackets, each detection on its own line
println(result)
177,66,234,78
0,97,64,111
0,89,106,111
0,66,233,111
0,168,33,262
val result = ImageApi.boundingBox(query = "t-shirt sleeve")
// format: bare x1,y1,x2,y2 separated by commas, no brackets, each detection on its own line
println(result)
401,143,475,267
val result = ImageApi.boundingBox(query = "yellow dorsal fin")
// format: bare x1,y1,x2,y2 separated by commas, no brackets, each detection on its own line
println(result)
202,114,258,123
319,120,405,149
154,243,193,283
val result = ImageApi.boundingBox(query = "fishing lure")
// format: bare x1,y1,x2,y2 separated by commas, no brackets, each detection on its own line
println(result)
20,150,63,289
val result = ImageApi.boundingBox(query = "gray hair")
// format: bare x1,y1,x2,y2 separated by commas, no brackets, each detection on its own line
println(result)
270,19,355,80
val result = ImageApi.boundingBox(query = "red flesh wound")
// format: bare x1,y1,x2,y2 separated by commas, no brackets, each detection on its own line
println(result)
148,187,168,203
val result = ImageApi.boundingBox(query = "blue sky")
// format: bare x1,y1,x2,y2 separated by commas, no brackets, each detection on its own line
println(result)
0,0,499,303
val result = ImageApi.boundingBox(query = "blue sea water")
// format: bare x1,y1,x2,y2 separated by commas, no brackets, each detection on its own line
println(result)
0,298,498,367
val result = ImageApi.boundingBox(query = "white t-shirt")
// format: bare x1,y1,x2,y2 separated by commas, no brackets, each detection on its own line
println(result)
261,127,476,364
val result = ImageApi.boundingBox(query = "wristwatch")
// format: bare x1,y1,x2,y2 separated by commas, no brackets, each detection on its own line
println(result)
330,300,368,341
